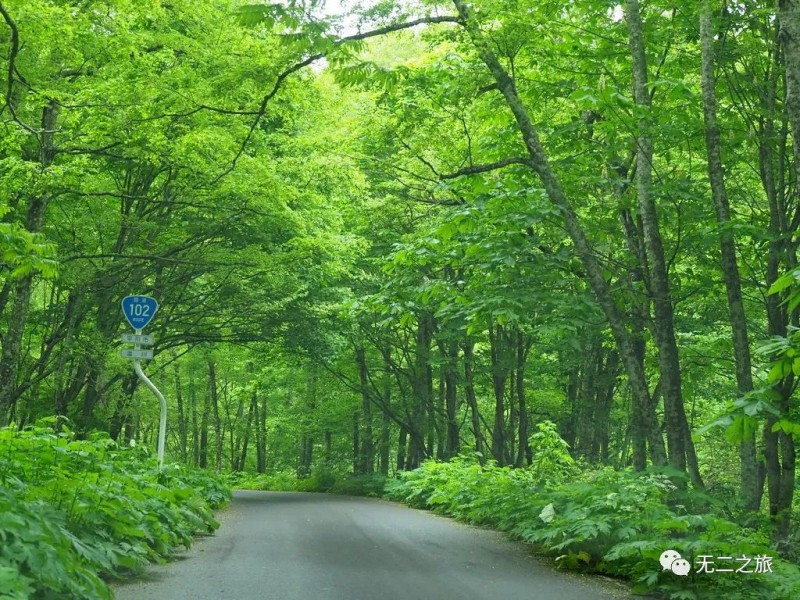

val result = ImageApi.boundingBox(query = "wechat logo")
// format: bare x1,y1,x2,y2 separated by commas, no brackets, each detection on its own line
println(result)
660,549,691,576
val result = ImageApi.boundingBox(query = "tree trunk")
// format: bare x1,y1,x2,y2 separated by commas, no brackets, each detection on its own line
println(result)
624,0,702,487
109,372,138,441
463,338,484,460
174,359,188,462
208,360,222,473
489,324,507,464
507,364,517,465
436,339,460,459
452,0,656,471
763,0,800,539
237,391,255,472
436,364,446,460
699,0,759,509
352,409,360,474
199,370,209,469
230,387,245,471
0,101,59,423
256,388,267,473
380,408,391,475
356,347,374,473
781,0,800,203
53,293,82,422
618,209,667,468
515,331,530,467
408,314,433,469
593,349,619,463
564,364,580,450
396,424,407,472
299,366,316,478
577,338,600,459
380,365,392,475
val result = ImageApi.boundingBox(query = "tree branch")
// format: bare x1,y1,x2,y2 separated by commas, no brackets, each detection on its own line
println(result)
439,157,532,179
215,14,460,182
0,1,35,132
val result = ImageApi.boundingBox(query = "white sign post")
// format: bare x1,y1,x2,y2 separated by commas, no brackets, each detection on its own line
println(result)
121,296,166,470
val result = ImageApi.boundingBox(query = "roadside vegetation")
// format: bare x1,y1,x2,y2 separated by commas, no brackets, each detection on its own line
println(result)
383,445,800,599
3,1,800,599
235,422,800,599
0,423,230,600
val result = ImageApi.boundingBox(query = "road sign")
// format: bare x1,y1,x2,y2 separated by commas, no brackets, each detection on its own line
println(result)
121,333,154,345
122,295,159,330
120,294,166,470
120,348,153,360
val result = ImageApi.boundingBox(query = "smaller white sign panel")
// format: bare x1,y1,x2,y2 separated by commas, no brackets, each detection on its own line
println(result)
120,349,154,360
121,333,154,345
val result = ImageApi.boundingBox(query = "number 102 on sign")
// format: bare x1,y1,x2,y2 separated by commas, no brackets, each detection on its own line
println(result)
121,295,159,330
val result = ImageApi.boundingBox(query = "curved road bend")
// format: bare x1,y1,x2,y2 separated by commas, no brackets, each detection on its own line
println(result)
114,490,631,600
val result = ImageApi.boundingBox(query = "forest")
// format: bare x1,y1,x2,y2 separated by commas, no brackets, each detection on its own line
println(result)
2,0,800,598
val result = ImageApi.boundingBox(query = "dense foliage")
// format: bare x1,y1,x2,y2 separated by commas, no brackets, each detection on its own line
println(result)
384,455,800,600
3,0,800,596
0,424,230,599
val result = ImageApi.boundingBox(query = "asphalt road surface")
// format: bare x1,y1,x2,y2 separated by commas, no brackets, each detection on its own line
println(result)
114,490,631,600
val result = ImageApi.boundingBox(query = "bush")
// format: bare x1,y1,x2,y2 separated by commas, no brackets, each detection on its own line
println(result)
236,469,388,497
0,485,111,600
0,424,231,599
387,455,800,600
328,473,387,497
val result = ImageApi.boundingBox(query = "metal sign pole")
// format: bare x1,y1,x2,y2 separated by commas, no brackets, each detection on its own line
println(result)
121,296,164,470
132,327,167,470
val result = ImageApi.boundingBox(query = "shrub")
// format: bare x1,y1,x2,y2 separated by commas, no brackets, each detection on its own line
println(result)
387,456,800,599
0,424,231,599
328,473,387,497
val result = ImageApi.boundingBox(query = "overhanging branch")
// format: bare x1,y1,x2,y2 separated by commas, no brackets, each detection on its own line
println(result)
439,157,532,179
215,14,460,182
0,1,35,133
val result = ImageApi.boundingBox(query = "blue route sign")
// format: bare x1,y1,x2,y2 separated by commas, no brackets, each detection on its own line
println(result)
122,295,159,330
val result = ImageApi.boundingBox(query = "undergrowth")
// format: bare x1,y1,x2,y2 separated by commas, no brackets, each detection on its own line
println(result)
0,422,231,599
232,468,387,498
384,455,800,599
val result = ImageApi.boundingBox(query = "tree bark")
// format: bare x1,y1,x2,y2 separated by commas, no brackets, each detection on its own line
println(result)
238,394,254,471
174,359,188,462
299,366,316,477
577,338,600,459
489,324,507,464
515,330,530,467
379,357,392,475
623,0,702,487
437,339,460,459
463,337,485,460
764,0,800,539
408,314,433,468
199,368,209,469
352,409,360,474
781,0,800,202
208,360,222,473
356,347,374,473
0,101,59,423
593,349,620,463
230,385,245,471
397,424,408,472
699,0,759,509
255,388,267,473
452,0,657,471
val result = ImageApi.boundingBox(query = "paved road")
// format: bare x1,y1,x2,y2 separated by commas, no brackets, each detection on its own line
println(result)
114,490,630,600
